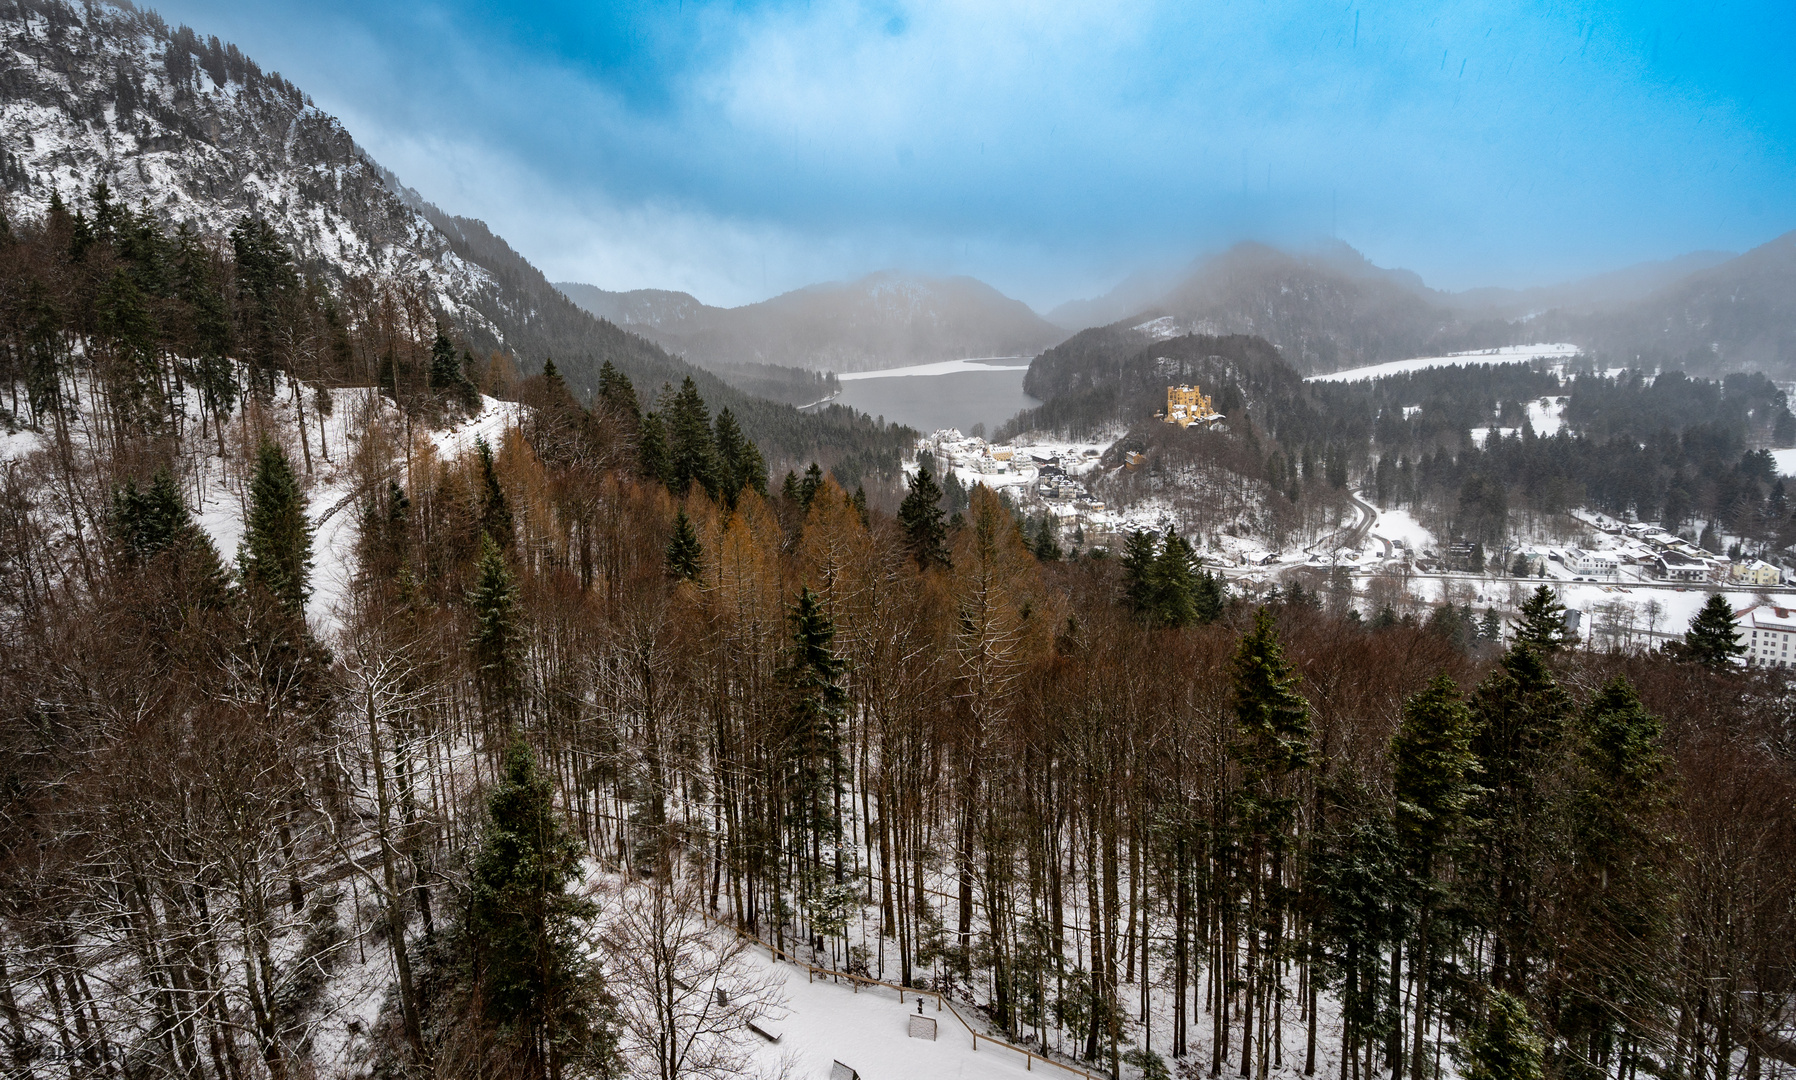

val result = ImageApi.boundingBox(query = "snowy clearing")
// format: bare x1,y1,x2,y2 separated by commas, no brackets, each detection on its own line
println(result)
1304,344,1579,383
1772,448,1796,476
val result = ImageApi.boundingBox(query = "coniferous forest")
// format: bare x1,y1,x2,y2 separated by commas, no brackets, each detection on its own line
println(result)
0,191,1793,1080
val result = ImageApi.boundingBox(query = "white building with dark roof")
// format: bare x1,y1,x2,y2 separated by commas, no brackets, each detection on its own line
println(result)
1736,604,1796,668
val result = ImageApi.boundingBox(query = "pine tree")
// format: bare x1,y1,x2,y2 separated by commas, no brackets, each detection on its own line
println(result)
467,532,523,723
239,438,313,613
467,740,615,1078
664,509,703,584
1683,593,1744,667
897,465,950,570
1031,516,1063,562
1465,991,1544,1080
1479,608,1503,643
1514,584,1575,653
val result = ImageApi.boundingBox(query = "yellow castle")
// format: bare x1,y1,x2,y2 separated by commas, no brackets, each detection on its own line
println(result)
1163,384,1217,428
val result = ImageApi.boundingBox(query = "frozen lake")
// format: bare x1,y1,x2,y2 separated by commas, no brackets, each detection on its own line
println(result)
826,357,1041,435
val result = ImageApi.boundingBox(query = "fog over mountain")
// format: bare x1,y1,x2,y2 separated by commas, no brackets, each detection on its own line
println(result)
1043,238,1796,378
555,271,1068,373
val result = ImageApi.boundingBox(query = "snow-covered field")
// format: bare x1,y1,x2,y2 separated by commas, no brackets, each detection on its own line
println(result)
1304,344,1579,383
1773,448,1796,476
837,358,1033,381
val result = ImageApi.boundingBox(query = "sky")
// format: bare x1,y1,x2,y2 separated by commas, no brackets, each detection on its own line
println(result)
144,0,1796,310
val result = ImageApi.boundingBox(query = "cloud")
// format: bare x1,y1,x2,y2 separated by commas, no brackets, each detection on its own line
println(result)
147,0,1796,304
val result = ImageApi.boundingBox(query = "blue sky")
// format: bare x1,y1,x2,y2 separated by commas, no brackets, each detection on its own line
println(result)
148,0,1796,309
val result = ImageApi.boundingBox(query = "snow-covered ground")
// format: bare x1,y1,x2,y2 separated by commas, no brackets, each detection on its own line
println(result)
1773,448,1796,476
1367,507,1435,555
742,957,1048,1080
1304,344,1579,384
838,358,1033,381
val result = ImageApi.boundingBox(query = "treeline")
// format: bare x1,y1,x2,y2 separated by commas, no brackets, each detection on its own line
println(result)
2,296,1792,1080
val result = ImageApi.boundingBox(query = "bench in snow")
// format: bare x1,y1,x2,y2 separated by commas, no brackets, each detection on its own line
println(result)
746,1019,782,1043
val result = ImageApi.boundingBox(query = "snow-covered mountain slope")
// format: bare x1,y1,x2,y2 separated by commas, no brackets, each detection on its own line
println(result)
0,0,913,469
0,0,502,338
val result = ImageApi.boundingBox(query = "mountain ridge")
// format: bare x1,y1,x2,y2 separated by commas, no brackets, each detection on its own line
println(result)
555,269,1068,373
0,0,910,475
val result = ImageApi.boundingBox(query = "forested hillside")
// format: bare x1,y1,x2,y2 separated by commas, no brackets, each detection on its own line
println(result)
1010,324,1796,552
0,0,911,481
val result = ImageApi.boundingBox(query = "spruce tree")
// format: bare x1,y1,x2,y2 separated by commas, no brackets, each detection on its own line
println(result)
711,407,765,508
637,411,669,484
1467,645,1572,992
1391,674,1478,1076
1120,530,1159,618
467,740,615,1078
428,323,473,405
113,469,189,561
1559,677,1672,1060
1479,608,1503,643
467,532,523,723
780,587,848,873
1514,584,1575,653
897,465,950,570
1683,593,1744,667
1465,991,1544,1080
113,468,228,600
1151,528,1197,628
664,510,703,584
1228,607,1313,1075
476,437,514,549
797,463,824,510
596,360,639,423
1192,564,1226,624
1031,516,1063,562
239,438,313,613
664,377,718,499
1231,607,1314,789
